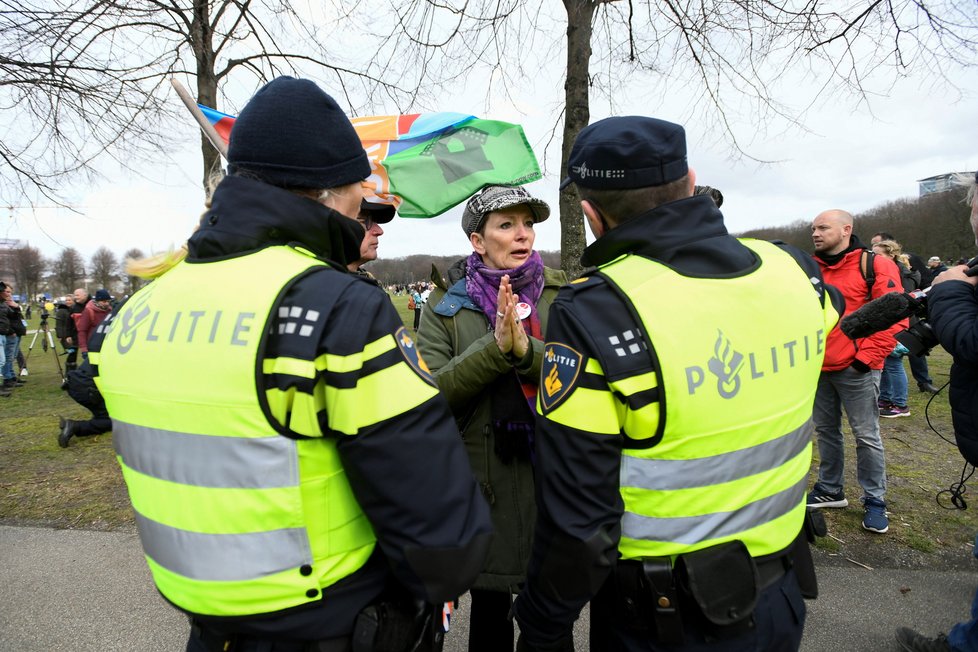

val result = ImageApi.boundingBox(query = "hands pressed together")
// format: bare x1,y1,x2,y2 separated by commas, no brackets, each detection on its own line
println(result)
494,275,530,360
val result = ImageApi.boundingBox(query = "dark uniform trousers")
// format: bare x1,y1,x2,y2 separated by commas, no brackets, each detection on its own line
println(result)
187,622,352,652
589,568,806,652
65,365,112,436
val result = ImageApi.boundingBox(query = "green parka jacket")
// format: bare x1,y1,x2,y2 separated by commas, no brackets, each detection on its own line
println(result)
416,259,567,591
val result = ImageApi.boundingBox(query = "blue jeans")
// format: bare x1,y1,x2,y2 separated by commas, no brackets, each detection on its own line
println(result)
812,366,887,501
879,355,908,408
908,353,933,386
947,534,978,651
2,334,17,380
0,334,6,374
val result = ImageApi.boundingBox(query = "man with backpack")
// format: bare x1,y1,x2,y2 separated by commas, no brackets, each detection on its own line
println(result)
808,210,906,534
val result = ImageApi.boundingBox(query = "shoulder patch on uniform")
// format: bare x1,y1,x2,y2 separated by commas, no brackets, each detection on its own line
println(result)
540,342,584,413
394,326,435,386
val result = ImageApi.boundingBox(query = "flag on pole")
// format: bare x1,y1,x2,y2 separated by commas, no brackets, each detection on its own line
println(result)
195,104,542,219
197,105,235,145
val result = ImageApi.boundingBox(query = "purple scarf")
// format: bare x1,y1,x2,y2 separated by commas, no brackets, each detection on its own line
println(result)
465,250,545,327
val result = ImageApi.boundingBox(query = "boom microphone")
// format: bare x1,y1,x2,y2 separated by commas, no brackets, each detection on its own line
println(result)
840,256,978,340
839,292,919,339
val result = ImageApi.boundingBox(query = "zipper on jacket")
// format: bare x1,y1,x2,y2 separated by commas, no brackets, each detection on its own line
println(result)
481,423,495,505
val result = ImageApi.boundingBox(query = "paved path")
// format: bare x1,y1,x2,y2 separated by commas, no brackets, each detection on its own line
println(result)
1,525,974,651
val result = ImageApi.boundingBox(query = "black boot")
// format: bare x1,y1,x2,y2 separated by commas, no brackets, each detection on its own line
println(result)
918,381,939,394
58,418,77,448
2,379,15,390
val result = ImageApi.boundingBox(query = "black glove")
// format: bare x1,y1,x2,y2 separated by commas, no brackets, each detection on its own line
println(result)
850,359,871,373
516,634,575,652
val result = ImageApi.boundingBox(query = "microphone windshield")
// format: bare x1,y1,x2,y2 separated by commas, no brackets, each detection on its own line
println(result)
839,292,912,339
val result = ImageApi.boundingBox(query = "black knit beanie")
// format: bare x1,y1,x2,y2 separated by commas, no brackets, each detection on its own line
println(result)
227,76,370,189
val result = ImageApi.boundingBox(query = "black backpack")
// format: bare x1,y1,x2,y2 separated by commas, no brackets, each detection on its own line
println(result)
859,250,876,301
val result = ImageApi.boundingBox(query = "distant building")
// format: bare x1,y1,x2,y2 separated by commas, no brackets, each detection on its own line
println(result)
917,172,976,197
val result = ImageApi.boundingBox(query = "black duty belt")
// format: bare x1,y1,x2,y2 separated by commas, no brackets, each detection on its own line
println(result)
190,620,352,652
615,547,793,645
755,553,792,590
617,551,790,594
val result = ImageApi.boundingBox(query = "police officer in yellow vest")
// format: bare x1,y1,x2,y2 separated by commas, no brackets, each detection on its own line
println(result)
90,77,492,652
511,116,843,652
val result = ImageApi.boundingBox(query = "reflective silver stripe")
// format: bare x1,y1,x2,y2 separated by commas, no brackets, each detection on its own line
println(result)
135,513,311,582
620,420,812,491
620,475,807,545
114,421,298,489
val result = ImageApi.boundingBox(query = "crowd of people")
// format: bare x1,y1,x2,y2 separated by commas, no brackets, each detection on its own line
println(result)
4,75,976,652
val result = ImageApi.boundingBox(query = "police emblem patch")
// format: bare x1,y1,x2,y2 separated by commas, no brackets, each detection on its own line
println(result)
395,326,435,386
540,342,583,413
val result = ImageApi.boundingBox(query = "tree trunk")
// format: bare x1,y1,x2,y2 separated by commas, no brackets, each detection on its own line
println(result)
191,0,221,194
559,0,596,279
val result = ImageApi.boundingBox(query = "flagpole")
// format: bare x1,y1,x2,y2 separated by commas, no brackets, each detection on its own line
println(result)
170,78,229,159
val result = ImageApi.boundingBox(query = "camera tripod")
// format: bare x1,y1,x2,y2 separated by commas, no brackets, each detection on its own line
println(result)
23,315,65,382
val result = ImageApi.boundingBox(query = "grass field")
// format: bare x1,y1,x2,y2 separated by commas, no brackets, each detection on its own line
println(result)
1,301,974,570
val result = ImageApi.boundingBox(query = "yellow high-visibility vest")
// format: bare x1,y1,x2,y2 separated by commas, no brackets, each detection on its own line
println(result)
93,246,376,616
598,239,835,559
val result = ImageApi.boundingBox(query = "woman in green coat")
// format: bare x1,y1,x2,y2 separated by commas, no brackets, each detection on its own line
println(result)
416,185,567,652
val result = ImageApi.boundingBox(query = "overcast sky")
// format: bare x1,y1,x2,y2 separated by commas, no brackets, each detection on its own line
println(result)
4,56,975,266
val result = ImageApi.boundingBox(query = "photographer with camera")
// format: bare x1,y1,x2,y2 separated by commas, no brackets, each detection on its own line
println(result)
54,297,71,342
61,289,89,374
895,172,978,652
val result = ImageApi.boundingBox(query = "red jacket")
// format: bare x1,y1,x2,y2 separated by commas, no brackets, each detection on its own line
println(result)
76,300,111,353
816,248,908,371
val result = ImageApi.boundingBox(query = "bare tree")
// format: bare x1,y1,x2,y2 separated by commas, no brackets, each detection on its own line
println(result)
12,245,44,300
89,246,119,293
386,0,978,276
49,247,86,295
2,0,420,202
738,186,976,260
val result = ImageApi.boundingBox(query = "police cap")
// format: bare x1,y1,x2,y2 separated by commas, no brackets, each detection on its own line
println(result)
560,116,688,190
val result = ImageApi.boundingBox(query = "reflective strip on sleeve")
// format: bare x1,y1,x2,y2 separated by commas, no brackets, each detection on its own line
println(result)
325,362,440,435
135,513,311,582
620,419,812,491
539,386,621,435
263,355,317,379
320,336,397,374
113,421,298,489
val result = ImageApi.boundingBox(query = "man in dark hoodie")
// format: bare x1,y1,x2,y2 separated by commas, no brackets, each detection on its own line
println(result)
88,76,491,651
808,210,905,535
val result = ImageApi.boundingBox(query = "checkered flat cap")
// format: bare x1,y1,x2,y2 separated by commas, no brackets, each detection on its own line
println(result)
461,185,550,237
